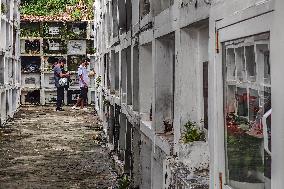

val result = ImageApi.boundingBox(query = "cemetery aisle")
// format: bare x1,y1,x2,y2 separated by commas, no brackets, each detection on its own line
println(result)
0,106,117,189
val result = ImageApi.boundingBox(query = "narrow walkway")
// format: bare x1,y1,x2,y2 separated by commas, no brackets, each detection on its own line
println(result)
0,106,117,189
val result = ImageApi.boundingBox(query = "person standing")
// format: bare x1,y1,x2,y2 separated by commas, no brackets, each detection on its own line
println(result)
72,58,90,110
54,58,69,111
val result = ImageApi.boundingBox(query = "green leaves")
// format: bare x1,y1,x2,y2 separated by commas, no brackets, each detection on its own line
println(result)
20,0,94,20
1,3,8,14
118,175,131,189
71,8,82,21
181,120,205,143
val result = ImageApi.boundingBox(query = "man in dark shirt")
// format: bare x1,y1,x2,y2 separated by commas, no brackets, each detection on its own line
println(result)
54,58,69,111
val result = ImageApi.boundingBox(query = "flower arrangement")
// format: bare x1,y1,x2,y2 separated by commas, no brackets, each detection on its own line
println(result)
226,113,249,137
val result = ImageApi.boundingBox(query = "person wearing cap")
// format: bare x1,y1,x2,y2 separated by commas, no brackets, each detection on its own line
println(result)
72,58,90,110
54,58,69,111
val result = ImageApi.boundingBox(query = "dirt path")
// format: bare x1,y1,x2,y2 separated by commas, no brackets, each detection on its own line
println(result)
0,106,117,189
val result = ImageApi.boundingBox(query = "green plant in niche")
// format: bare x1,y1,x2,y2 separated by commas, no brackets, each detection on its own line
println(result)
71,8,82,21
103,99,110,107
20,29,38,37
65,23,87,39
20,27,41,37
117,175,131,189
1,3,7,14
181,120,205,143
96,76,101,89
87,47,96,54
20,22,42,37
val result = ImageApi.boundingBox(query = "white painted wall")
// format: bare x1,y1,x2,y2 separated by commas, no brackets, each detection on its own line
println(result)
271,0,284,188
139,43,153,117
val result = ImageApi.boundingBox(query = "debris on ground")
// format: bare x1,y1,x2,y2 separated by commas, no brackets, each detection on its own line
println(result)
0,106,117,189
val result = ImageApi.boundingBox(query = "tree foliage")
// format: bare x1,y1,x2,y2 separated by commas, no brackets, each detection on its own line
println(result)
20,0,94,20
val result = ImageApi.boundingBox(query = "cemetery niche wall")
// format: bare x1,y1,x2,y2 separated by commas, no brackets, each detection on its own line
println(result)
20,20,96,105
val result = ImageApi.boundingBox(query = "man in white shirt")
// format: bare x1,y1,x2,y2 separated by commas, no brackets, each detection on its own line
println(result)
72,58,90,110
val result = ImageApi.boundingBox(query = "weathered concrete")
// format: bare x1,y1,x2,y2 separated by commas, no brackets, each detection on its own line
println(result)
0,106,117,189
0,0,21,126
93,0,281,188
94,0,211,188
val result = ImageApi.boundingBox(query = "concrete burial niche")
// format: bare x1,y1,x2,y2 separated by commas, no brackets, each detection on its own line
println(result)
43,39,67,55
121,48,127,103
20,39,41,55
103,53,110,90
154,32,175,133
126,47,132,105
139,42,152,122
114,52,119,93
67,90,81,105
109,51,116,93
118,113,127,161
140,133,152,189
20,21,41,38
21,56,41,73
177,20,209,131
132,45,139,111
0,92,6,124
67,55,86,71
0,55,4,85
111,0,119,38
21,90,41,105
152,0,174,16
42,72,56,89
139,0,150,19
67,22,87,39
21,73,41,89
67,40,87,55
44,90,57,104
43,22,65,38
43,56,64,71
